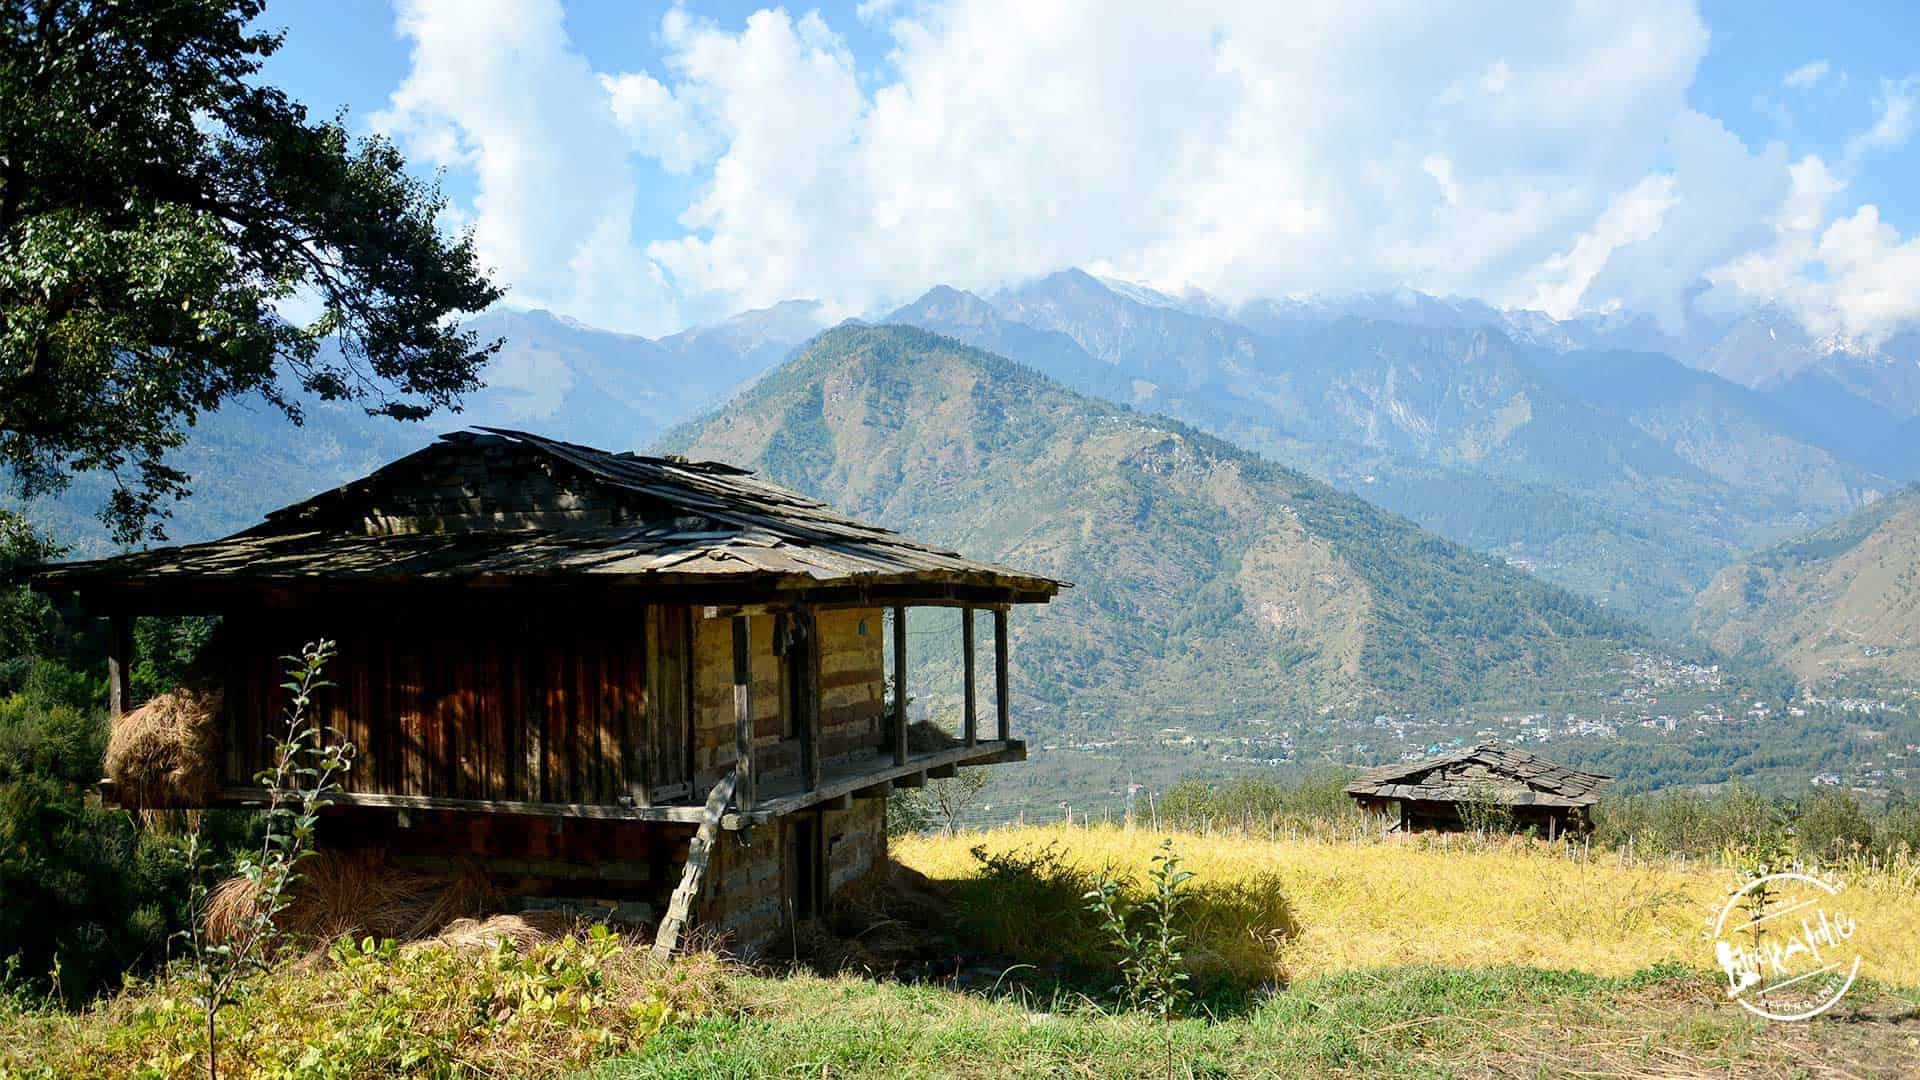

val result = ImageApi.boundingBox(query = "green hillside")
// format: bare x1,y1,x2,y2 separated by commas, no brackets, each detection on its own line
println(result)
1694,486,1920,685
894,275,1886,629
664,325,1648,733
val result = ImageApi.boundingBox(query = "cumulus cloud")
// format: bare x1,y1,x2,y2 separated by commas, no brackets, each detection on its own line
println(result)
376,0,1920,342
373,0,679,335
607,0,1710,320
1700,77,1920,339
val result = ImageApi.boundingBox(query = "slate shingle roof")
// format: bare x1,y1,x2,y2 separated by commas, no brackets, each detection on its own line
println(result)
31,428,1064,599
1343,742,1611,809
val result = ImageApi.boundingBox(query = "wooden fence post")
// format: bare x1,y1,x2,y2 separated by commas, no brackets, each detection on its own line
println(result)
993,608,1010,742
962,607,977,747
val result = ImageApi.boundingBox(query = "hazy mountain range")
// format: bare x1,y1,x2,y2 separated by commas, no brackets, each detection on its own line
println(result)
15,268,1918,693
887,270,1902,628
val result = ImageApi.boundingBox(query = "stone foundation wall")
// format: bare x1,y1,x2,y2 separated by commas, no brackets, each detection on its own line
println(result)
317,795,887,957
697,797,888,956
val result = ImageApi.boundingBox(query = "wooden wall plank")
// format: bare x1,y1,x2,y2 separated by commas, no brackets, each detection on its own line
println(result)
545,641,569,804
215,604,716,809
624,613,649,805
401,645,427,797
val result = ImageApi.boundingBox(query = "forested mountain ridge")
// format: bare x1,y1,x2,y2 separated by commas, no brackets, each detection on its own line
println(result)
1694,486,1920,685
890,272,1891,626
662,324,1652,727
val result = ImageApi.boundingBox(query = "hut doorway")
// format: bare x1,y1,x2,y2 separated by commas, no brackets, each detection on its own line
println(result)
785,813,824,923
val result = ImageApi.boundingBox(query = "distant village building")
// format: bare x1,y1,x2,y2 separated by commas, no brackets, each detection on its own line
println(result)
33,429,1062,954
1344,742,1610,839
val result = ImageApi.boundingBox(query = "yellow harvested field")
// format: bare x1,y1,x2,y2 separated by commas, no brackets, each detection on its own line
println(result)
895,825,1920,986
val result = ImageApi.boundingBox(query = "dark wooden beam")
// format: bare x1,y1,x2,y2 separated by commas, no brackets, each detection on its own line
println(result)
895,770,928,790
891,605,908,767
216,786,719,823
823,793,854,812
927,763,958,780
106,613,133,718
801,608,821,793
854,780,893,800
994,608,1011,742
962,606,977,747
733,613,755,813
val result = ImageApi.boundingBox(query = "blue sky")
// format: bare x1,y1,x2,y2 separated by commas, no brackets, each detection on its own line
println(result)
253,2,1920,340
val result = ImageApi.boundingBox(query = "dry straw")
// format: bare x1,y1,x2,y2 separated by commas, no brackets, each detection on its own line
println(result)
103,686,223,810
203,849,502,949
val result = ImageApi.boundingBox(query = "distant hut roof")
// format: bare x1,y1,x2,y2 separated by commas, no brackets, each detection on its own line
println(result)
1343,743,1611,808
31,428,1064,606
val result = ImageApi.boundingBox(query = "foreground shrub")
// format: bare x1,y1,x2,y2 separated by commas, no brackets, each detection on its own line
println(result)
0,925,726,1080
1085,838,1193,1017
0,691,196,1003
942,841,1294,996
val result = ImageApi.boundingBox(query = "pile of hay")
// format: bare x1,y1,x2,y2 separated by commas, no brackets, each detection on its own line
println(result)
427,913,574,954
104,686,222,809
203,850,502,949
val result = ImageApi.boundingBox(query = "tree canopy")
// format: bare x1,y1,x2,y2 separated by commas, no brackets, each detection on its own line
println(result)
0,0,502,542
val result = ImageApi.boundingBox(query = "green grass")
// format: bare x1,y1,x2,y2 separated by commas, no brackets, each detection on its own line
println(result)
583,964,1920,1079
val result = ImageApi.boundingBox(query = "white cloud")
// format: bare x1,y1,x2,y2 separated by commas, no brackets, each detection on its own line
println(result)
375,0,1920,343
373,0,679,335
1844,76,1918,165
855,0,904,22
1527,110,1790,330
601,70,716,175
1699,79,1920,340
1525,174,1678,320
605,0,1709,319
1782,59,1831,90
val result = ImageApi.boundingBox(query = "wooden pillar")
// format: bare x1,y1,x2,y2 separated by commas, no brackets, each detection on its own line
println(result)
892,605,908,766
993,608,1010,742
732,614,754,812
961,607,978,747
800,609,821,793
107,613,133,718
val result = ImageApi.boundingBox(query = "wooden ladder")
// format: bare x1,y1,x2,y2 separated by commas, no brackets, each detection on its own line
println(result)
649,770,739,964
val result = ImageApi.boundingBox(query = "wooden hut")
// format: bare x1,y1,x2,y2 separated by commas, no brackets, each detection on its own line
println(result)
31,428,1062,953
1343,743,1610,839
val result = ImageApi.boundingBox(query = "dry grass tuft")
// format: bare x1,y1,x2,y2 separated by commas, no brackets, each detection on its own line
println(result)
103,686,222,810
203,849,498,948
